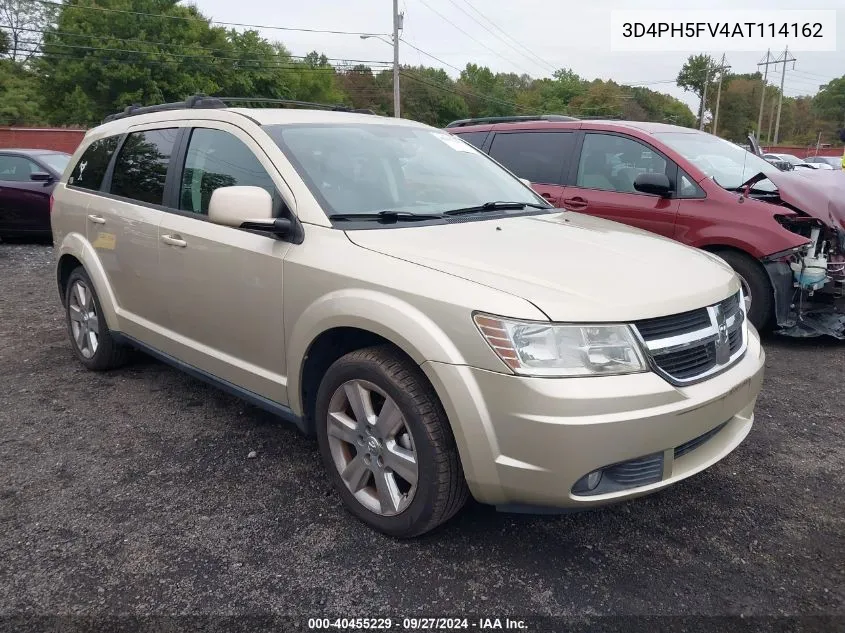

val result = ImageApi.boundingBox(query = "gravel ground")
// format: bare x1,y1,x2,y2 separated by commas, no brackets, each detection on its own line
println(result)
0,243,843,632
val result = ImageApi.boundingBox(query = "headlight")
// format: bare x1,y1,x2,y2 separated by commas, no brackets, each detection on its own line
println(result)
474,313,648,377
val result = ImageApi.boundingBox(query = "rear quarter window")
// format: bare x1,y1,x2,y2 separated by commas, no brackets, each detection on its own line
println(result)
68,136,119,191
452,131,488,149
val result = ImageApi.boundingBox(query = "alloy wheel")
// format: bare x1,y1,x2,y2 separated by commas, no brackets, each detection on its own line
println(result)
68,280,99,359
326,379,418,516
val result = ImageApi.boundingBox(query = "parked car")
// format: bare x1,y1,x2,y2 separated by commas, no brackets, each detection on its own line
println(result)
761,155,794,171
447,117,845,338
762,152,817,170
804,155,841,170
0,149,70,241
51,97,765,537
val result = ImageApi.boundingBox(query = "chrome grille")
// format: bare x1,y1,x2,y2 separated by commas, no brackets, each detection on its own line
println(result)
634,292,747,385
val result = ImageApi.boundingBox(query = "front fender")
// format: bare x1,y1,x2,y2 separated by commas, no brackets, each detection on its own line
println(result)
57,232,119,331
286,288,471,416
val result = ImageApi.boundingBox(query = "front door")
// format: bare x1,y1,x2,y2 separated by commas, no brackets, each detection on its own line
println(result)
563,132,679,238
157,125,291,403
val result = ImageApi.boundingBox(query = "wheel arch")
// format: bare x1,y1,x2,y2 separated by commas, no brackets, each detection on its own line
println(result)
56,233,119,330
287,290,469,428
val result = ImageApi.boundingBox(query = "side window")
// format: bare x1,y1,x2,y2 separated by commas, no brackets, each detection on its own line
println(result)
0,155,40,182
453,131,488,149
678,170,705,199
68,136,119,191
576,133,668,194
110,129,178,205
488,131,573,184
179,128,276,215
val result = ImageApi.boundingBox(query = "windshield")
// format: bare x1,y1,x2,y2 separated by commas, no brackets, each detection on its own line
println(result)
655,131,779,191
264,123,545,217
38,153,70,173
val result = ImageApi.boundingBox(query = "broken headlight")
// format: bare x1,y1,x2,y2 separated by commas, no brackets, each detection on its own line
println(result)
474,314,647,377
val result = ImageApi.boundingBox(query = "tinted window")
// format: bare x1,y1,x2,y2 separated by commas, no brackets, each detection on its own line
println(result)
69,137,119,191
180,128,275,214
576,133,668,193
488,132,573,185
0,155,39,182
454,131,488,149
110,129,178,205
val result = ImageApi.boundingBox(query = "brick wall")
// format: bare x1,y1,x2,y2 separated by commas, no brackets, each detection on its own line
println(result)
0,128,87,154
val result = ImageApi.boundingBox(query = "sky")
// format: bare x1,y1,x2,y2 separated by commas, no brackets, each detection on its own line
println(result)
193,0,845,114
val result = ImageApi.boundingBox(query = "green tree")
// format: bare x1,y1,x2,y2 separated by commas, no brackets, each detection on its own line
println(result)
814,75,845,128
0,59,46,124
0,0,55,61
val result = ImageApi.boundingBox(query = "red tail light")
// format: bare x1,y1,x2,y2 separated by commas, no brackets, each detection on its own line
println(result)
49,194,55,213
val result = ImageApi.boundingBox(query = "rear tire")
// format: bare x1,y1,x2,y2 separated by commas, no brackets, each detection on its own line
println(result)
315,345,468,538
64,267,129,370
713,249,773,331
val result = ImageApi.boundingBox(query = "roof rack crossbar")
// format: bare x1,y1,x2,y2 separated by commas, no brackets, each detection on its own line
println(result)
445,114,579,128
103,95,376,123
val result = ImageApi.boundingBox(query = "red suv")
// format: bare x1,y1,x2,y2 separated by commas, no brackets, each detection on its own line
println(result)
447,116,845,338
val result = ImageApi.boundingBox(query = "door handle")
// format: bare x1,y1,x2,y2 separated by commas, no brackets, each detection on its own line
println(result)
161,234,187,248
87,214,106,224
562,197,588,211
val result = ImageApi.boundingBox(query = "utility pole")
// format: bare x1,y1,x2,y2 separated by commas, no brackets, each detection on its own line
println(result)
773,46,796,145
699,64,710,131
712,54,731,136
767,97,776,147
392,0,401,118
756,49,772,143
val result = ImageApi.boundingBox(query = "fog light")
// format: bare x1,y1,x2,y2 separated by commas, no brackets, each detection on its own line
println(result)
572,469,603,494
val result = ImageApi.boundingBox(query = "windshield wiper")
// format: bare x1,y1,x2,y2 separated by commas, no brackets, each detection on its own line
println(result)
443,201,549,217
330,210,444,223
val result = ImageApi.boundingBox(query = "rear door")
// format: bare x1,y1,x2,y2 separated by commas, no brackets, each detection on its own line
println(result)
562,131,679,238
0,153,51,234
487,130,575,206
93,125,181,331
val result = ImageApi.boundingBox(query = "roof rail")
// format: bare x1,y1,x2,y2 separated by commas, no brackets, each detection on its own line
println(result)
445,114,579,128
103,95,377,123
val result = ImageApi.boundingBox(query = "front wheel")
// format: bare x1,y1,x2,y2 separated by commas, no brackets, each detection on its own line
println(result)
713,249,773,331
315,346,468,538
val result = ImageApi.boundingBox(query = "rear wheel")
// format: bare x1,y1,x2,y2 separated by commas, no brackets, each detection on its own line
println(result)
713,249,773,331
65,267,129,370
315,345,468,538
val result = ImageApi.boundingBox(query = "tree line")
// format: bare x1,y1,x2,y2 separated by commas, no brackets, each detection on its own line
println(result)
1,0,842,146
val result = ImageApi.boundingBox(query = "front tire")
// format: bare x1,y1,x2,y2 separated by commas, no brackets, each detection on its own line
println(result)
315,345,468,538
713,249,773,331
64,267,129,370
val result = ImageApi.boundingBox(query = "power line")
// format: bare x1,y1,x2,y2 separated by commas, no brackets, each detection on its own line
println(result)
399,69,530,112
3,26,391,65
28,0,390,37
399,37,463,74
414,0,535,76
24,39,392,69
442,0,556,74
456,0,559,73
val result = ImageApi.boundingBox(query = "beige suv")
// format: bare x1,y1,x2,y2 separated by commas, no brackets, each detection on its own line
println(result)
52,98,766,537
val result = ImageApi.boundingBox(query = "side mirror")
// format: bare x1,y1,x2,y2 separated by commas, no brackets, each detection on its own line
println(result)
208,186,290,237
30,172,53,182
633,173,672,197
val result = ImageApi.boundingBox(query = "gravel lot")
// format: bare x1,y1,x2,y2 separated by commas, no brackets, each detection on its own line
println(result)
1,242,843,632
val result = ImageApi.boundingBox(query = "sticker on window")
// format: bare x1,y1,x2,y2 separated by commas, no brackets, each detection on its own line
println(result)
434,134,476,153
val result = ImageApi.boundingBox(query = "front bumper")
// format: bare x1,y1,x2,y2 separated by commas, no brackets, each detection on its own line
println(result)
421,327,766,508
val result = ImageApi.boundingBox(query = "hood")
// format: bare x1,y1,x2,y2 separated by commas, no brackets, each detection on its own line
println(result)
765,169,845,230
346,212,739,322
